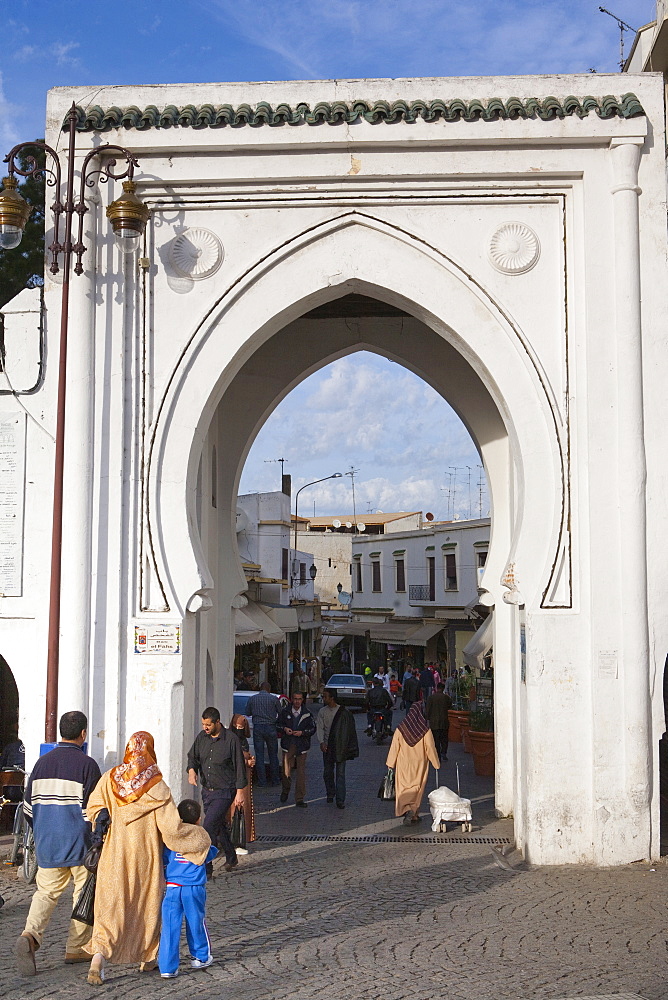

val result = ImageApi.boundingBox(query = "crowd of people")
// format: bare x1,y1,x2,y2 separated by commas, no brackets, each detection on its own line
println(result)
12,661,457,983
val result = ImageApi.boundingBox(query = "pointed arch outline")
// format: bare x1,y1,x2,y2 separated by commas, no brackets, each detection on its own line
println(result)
144,210,569,615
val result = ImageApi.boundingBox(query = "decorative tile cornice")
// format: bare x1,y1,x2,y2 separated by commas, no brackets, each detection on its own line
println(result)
68,93,645,132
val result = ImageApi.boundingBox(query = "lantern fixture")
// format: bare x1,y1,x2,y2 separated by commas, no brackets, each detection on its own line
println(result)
309,563,317,580
0,175,32,250
106,179,150,254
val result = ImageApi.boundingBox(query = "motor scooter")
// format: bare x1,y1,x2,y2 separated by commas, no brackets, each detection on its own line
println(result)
369,711,391,745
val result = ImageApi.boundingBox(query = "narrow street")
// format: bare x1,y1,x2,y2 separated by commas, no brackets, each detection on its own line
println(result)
1,711,665,1000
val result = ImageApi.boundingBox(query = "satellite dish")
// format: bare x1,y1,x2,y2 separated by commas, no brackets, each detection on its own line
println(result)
357,522,366,532
332,519,342,529
376,510,384,514
235,508,250,532
345,521,353,529
426,512,434,521
453,514,460,521
337,591,352,605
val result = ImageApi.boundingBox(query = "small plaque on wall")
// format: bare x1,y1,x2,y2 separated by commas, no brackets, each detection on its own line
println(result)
0,412,27,596
598,650,618,680
135,624,181,654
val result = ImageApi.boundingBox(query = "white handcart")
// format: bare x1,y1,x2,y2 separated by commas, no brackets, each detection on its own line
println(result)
428,764,473,834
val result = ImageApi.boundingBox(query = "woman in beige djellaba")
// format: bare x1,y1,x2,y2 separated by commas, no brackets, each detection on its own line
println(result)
84,732,210,985
386,704,440,823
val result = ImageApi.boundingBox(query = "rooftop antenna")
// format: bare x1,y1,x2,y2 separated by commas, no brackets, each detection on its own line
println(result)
598,7,638,70
477,465,484,518
466,466,472,519
346,466,360,532
264,457,288,487
448,466,468,520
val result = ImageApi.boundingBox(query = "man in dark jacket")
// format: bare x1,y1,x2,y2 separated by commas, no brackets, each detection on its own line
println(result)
318,689,359,809
277,692,316,807
187,706,247,871
419,665,435,704
15,711,101,977
403,669,421,714
425,683,453,760
364,677,393,733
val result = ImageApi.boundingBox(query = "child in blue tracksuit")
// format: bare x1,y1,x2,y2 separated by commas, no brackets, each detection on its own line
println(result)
158,799,218,978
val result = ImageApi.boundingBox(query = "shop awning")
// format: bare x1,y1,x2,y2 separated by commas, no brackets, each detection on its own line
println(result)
403,622,445,646
234,609,263,646
244,601,286,646
434,609,473,621
327,620,444,647
265,606,299,631
462,613,493,670
320,633,345,654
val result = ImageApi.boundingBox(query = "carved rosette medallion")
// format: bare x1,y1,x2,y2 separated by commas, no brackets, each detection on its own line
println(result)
170,228,223,279
488,222,540,274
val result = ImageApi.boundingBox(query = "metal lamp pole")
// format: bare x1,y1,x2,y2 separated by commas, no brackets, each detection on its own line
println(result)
0,103,149,743
292,474,343,582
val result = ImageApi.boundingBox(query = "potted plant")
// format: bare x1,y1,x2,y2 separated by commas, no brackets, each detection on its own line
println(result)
448,673,473,742
468,708,494,776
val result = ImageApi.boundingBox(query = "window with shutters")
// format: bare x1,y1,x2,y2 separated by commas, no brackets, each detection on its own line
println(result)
395,558,405,592
476,549,487,585
427,556,435,601
372,559,381,592
445,552,458,591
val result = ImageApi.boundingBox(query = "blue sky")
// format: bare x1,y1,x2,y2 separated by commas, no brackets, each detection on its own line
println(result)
1,0,652,517
2,0,650,148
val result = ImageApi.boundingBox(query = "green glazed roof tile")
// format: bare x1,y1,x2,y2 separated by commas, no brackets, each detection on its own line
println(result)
68,93,645,131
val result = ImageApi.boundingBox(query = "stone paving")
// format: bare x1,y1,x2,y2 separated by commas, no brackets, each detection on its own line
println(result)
1,710,666,1000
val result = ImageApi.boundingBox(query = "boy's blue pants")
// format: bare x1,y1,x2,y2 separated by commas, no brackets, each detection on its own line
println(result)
158,884,211,974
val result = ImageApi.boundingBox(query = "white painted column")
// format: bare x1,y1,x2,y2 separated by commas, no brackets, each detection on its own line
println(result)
58,172,97,717
609,137,651,858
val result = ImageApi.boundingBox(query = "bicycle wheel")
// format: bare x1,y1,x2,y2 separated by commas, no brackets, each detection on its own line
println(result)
22,827,37,884
8,804,24,865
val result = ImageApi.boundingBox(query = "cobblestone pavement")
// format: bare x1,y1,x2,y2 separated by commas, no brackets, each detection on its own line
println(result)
1,710,666,1000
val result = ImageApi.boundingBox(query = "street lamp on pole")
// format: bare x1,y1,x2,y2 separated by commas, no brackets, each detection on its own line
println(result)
0,102,149,744
292,474,343,583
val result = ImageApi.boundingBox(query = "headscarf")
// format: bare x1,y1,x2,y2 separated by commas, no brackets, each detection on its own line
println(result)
110,731,162,805
230,714,250,739
398,703,430,748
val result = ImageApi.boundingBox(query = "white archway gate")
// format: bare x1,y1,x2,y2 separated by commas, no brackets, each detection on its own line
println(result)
28,76,666,866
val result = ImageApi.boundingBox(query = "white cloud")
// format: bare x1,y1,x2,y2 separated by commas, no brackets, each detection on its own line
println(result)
200,0,648,79
239,352,487,520
0,72,20,151
52,41,82,69
14,46,37,62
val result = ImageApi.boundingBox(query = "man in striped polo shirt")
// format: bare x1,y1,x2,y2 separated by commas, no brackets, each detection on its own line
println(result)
15,711,101,977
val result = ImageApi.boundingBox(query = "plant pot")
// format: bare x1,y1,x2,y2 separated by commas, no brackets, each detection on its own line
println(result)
468,729,495,776
447,710,470,743
461,721,472,753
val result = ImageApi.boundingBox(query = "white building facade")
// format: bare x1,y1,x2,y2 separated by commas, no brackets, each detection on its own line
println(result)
331,518,489,668
0,73,666,865
234,489,321,691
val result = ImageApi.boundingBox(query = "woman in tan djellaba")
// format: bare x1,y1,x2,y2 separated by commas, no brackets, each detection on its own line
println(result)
84,732,210,985
386,704,440,823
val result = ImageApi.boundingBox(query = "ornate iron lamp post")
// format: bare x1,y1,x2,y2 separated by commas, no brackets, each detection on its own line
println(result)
0,103,149,743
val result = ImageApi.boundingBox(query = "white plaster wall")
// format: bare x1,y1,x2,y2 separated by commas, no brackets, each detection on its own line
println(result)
296,531,352,605
7,71,661,863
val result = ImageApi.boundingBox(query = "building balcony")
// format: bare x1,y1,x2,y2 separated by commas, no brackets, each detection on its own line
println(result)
409,583,435,605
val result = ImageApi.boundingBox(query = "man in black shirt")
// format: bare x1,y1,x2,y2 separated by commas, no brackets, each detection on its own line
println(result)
187,707,247,871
